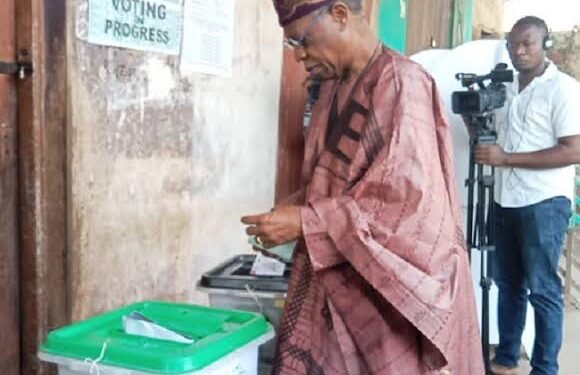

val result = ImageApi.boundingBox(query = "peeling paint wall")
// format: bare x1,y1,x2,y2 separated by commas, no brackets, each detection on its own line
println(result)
549,29,580,81
472,0,504,39
67,0,283,320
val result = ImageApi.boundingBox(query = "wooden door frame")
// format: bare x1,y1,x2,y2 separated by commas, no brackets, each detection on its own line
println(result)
405,0,453,55
275,0,378,202
275,49,308,203
0,0,21,372
15,0,68,373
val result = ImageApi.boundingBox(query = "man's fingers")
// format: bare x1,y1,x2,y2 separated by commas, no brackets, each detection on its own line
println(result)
475,156,490,165
474,149,488,162
245,223,276,237
241,214,261,224
246,226,264,236
249,233,275,249
241,213,269,225
474,153,487,160
474,148,489,156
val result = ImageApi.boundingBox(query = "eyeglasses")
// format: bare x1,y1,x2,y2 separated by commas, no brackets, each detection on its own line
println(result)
283,6,330,50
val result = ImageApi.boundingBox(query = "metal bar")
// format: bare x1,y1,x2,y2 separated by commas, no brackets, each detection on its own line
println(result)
0,61,19,75
0,61,33,79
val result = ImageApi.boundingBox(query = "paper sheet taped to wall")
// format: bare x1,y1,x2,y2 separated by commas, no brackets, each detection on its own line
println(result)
87,0,184,55
180,0,236,77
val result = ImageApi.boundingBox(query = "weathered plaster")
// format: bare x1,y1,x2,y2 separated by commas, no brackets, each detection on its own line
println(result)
67,0,283,319
472,0,504,38
549,29,580,81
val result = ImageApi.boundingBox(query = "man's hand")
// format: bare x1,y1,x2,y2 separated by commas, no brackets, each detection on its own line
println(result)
473,136,580,169
241,205,303,248
474,144,509,166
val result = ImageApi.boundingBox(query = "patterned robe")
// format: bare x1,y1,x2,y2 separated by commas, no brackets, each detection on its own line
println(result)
273,47,484,375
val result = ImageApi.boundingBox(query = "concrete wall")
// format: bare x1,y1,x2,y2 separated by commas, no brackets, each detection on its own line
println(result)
472,0,504,39
67,0,283,320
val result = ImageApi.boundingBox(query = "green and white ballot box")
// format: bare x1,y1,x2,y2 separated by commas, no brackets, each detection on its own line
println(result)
38,301,274,375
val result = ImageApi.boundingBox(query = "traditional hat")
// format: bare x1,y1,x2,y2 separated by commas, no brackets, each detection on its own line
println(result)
273,0,334,27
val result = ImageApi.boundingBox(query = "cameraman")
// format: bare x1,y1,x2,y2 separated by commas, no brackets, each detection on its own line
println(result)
474,17,580,375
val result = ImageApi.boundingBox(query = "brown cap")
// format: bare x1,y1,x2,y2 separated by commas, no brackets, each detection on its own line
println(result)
273,0,333,27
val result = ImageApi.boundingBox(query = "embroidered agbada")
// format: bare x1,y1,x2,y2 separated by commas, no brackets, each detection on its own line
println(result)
273,47,485,375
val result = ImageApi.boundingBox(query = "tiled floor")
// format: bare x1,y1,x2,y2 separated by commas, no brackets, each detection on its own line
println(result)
559,307,580,374
514,307,580,375
496,227,580,375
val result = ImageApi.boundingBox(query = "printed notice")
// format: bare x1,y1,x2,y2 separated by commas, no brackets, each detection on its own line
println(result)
88,0,183,55
181,0,235,77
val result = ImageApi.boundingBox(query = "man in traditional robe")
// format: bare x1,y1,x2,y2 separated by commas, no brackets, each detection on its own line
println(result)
242,1,484,373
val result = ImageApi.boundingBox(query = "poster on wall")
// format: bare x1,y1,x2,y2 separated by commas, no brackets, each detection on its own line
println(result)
180,0,236,77
88,0,183,55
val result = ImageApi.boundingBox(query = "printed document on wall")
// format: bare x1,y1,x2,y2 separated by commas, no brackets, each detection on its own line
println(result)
88,0,183,55
181,0,235,77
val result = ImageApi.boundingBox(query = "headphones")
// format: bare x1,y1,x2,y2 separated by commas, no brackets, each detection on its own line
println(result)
506,17,553,51
506,31,553,50
543,32,554,50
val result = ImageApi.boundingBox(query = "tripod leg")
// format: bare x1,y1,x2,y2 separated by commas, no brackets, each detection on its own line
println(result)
477,163,492,374
466,141,477,260
487,168,496,278
481,249,491,374
484,168,496,374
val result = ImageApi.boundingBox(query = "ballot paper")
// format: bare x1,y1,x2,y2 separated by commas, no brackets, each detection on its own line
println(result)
123,311,194,344
247,236,296,264
250,252,286,277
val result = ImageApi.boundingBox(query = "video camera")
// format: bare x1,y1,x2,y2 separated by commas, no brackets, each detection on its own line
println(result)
452,63,514,115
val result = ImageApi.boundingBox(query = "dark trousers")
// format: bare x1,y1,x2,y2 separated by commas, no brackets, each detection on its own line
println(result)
492,196,570,375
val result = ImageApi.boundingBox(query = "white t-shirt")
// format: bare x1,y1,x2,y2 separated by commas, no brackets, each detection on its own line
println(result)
495,62,580,208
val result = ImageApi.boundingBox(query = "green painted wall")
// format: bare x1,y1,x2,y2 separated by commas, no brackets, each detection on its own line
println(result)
451,0,474,47
378,0,407,53
463,0,474,42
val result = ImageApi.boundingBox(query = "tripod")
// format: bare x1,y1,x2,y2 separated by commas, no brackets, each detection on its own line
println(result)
464,115,497,375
